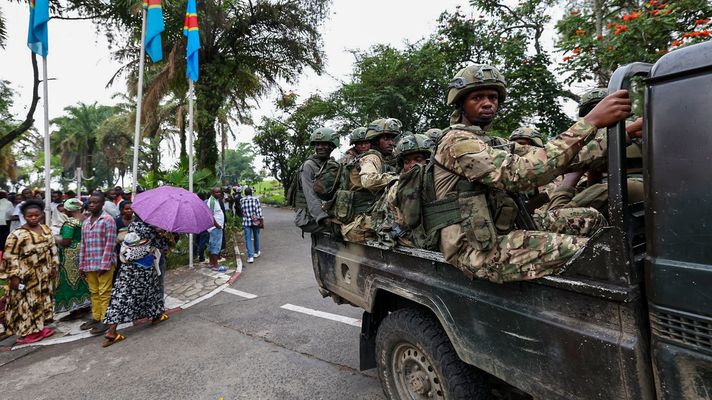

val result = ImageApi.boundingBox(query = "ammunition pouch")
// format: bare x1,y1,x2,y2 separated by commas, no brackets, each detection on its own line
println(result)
422,178,517,252
330,189,376,223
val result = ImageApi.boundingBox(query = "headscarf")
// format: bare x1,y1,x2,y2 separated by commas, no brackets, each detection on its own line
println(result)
64,198,83,212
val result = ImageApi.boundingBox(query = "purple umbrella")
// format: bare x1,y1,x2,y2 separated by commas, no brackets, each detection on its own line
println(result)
132,186,214,234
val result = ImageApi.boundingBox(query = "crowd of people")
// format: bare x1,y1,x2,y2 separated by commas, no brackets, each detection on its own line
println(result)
292,63,644,284
0,188,170,346
0,181,264,346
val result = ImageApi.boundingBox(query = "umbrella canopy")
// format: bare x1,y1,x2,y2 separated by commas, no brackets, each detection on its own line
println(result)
132,186,214,234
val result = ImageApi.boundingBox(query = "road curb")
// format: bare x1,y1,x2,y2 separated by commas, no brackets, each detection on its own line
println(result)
228,233,244,285
2,267,242,352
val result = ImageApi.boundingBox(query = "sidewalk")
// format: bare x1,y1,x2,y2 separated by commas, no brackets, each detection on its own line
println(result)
0,262,241,354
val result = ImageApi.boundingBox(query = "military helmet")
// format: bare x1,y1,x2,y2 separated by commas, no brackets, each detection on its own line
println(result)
349,127,369,145
310,127,340,148
578,88,608,117
424,128,443,142
447,64,507,106
365,118,403,141
394,134,433,160
509,127,545,148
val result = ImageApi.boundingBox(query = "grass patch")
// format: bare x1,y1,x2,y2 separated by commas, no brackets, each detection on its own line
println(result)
251,179,285,206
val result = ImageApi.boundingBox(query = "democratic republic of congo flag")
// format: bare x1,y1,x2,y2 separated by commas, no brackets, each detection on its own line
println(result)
144,0,165,62
27,0,49,57
183,0,201,81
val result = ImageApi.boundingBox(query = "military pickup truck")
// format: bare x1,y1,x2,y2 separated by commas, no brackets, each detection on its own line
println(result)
310,40,712,400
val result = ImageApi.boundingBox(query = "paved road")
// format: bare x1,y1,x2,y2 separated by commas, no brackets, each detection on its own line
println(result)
0,207,385,400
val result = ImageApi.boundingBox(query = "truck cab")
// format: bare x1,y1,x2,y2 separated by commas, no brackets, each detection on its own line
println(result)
311,40,712,400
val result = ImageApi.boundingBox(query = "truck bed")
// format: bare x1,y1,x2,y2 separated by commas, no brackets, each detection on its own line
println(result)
311,228,655,400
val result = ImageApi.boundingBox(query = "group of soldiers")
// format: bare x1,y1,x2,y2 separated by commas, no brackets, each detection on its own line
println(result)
291,63,643,283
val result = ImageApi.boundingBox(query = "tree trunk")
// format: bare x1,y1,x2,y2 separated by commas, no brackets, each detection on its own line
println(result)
593,0,608,86
0,53,40,150
86,136,96,180
195,84,222,174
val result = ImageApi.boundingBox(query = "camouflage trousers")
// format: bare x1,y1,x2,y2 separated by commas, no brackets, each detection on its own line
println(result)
449,207,605,284
545,177,644,215
340,215,376,243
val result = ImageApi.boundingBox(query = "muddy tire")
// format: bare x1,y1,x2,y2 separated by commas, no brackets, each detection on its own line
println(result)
376,308,490,400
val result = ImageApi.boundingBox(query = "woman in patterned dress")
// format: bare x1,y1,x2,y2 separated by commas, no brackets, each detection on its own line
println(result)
0,200,58,344
54,198,91,320
102,219,168,347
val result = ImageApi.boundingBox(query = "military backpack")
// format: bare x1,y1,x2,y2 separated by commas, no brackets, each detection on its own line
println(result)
286,156,320,209
312,159,343,201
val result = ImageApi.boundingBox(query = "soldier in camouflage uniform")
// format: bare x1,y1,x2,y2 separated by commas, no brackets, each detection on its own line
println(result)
339,127,370,164
433,64,634,283
425,128,444,144
545,88,645,215
293,128,340,234
338,118,400,242
509,127,545,148
371,134,434,248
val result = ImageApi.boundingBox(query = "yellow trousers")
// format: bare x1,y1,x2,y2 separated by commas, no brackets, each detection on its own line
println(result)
85,266,115,322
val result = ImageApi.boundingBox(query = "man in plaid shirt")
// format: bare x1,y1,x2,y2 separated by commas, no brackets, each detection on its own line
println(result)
240,187,263,263
79,192,117,334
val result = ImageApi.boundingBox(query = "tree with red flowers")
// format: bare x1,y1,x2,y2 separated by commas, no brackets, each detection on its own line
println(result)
556,0,711,86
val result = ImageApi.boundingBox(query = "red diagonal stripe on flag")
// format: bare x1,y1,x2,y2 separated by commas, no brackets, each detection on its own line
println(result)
184,15,198,29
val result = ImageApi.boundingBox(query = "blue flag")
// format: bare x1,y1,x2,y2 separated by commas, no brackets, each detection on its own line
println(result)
27,0,49,57
183,0,200,82
144,0,164,62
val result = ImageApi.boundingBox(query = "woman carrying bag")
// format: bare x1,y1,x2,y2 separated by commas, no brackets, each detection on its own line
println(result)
239,187,263,264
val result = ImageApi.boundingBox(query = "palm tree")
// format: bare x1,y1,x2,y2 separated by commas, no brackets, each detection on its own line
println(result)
51,102,117,178
91,0,330,173
0,6,7,49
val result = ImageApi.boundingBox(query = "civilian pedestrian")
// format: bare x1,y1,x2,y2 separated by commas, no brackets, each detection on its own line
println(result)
55,199,91,320
205,187,225,271
50,190,67,236
8,188,32,232
102,220,168,347
0,190,13,254
240,187,263,264
0,200,58,344
78,192,117,335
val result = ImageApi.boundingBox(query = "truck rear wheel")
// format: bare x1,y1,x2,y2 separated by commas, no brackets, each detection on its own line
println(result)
375,308,490,400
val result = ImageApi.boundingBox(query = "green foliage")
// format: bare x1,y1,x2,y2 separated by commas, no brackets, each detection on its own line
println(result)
51,102,118,186
72,0,332,173
556,0,712,85
270,0,573,142
219,143,258,184
138,167,218,195
254,95,338,192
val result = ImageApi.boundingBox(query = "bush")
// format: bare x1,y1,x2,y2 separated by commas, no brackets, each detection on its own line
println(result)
261,193,286,206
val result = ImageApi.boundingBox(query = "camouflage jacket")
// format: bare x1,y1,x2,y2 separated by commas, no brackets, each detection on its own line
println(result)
434,120,598,197
356,151,396,192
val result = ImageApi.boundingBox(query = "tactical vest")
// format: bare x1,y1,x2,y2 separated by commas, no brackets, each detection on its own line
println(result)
329,149,388,222
288,156,322,210
420,126,519,252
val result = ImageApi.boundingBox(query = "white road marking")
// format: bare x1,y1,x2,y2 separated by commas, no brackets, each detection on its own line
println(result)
280,304,362,327
223,287,258,299
182,283,229,309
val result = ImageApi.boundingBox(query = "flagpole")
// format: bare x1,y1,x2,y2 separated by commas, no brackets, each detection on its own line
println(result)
42,56,51,223
188,79,195,268
131,8,148,200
